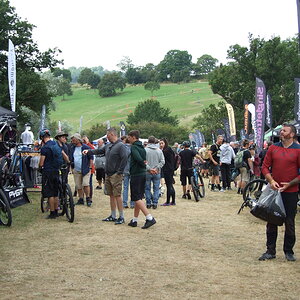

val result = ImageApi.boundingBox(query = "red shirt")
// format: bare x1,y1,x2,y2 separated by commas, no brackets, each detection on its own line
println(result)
262,142,300,193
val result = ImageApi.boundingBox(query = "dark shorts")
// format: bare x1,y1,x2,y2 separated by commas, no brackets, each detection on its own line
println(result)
209,164,220,176
42,171,59,198
130,175,146,201
96,168,105,181
180,169,193,186
201,159,210,170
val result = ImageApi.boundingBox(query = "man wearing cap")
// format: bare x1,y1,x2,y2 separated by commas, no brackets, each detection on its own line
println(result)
70,133,94,207
55,131,70,164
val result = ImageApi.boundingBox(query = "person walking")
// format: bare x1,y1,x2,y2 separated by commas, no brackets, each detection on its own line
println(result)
83,128,128,225
259,124,300,262
160,138,176,206
219,140,235,191
70,133,94,207
127,130,156,229
145,136,165,209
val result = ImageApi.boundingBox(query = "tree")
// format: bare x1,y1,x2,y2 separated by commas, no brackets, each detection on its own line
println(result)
127,99,179,126
117,56,134,72
144,81,160,97
98,72,126,97
0,0,62,121
125,67,144,84
51,67,72,82
57,78,73,100
157,50,192,82
78,68,100,89
209,35,300,126
194,54,218,78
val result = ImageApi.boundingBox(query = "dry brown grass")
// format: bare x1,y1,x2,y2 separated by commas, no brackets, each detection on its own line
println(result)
1,176,299,300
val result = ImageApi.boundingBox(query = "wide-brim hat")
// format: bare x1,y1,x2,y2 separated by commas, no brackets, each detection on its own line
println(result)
70,133,82,142
55,131,69,139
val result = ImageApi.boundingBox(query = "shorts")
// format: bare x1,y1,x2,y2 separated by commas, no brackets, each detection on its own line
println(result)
130,175,146,201
96,168,105,181
202,159,210,170
180,169,193,186
239,167,250,182
42,171,59,198
73,169,90,189
210,164,220,176
105,173,123,197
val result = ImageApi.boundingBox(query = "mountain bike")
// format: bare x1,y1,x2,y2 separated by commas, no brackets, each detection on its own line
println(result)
0,189,12,226
41,165,74,222
190,165,205,201
0,114,17,153
237,178,268,214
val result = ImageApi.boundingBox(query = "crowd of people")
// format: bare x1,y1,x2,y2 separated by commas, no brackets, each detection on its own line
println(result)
38,124,300,260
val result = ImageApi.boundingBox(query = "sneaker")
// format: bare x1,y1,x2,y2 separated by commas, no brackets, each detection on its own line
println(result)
161,202,170,206
146,204,152,209
258,252,276,261
227,187,232,190
87,200,92,207
115,217,125,225
152,204,157,209
46,213,57,219
102,215,117,222
211,189,219,192
124,205,129,209
76,198,84,205
128,219,137,227
96,186,102,190
219,188,225,192
285,253,296,261
186,193,191,200
182,194,187,199
170,202,176,206
142,218,156,229
130,205,135,209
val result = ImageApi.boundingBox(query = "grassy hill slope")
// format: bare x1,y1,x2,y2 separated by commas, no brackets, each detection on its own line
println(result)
50,81,222,131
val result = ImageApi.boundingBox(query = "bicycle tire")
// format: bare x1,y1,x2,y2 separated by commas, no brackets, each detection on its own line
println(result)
197,172,205,198
238,179,268,214
40,195,49,213
0,188,12,226
191,176,200,202
0,157,10,187
64,184,74,223
0,127,17,152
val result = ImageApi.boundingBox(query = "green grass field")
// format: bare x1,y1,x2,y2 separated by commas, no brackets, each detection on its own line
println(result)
50,81,222,131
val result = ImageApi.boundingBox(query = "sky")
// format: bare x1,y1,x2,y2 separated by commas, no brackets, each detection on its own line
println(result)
9,0,299,71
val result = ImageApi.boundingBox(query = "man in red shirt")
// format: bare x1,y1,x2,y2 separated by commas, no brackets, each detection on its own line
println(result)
260,124,300,261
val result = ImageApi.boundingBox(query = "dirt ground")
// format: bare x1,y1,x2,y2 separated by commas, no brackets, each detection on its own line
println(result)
1,175,299,300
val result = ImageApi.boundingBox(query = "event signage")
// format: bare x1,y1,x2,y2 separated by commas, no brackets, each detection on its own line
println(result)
294,78,300,122
195,129,204,146
243,101,250,135
8,40,16,112
255,78,266,153
222,118,231,142
119,121,126,136
265,93,273,129
40,104,46,130
225,103,236,140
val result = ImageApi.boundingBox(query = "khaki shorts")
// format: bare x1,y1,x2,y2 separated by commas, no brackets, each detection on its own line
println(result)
73,169,90,189
105,173,123,197
239,167,250,182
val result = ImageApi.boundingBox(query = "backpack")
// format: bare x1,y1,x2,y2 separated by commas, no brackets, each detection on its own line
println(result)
46,141,64,170
234,150,246,169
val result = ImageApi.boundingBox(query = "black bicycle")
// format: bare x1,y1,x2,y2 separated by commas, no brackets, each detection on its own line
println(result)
0,189,12,226
190,165,205,201
238,178,268,214
41,166,74,222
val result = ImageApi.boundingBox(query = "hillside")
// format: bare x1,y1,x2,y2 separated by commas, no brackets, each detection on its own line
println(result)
50,81,222,131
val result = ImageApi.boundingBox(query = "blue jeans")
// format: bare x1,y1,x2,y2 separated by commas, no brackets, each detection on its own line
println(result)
123,174,134,207
145,173,161,205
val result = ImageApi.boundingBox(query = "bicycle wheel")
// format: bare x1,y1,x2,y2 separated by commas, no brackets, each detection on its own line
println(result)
0,126,17,152
238,179,268,214
63,184,74,223
0,189,12,226
196,172,205,198
191,176,200,202
0,157,10,187
40,195,49,213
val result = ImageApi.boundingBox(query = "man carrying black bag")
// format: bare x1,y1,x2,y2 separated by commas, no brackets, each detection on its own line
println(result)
260,124,300,262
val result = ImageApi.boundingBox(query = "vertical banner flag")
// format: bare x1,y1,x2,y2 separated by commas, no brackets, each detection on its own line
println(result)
119,121,126,136
211,132,215,144
297,0,300,50
188,133,196,148
294,78,300,122
255,78,266,153
58,121,62,131
222,118,230,142
79,116,83,133
195,130,204,147
225,103,236,141
247,103,256,138
8,40,16,112
106,120,111,130
265,93,273,129
40,105,46,130
200,131,205,144
244,101,250,135
193,132,200,148
240,129,246,140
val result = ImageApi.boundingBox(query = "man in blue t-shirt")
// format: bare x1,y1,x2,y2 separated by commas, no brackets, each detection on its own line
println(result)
39,128,60,219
